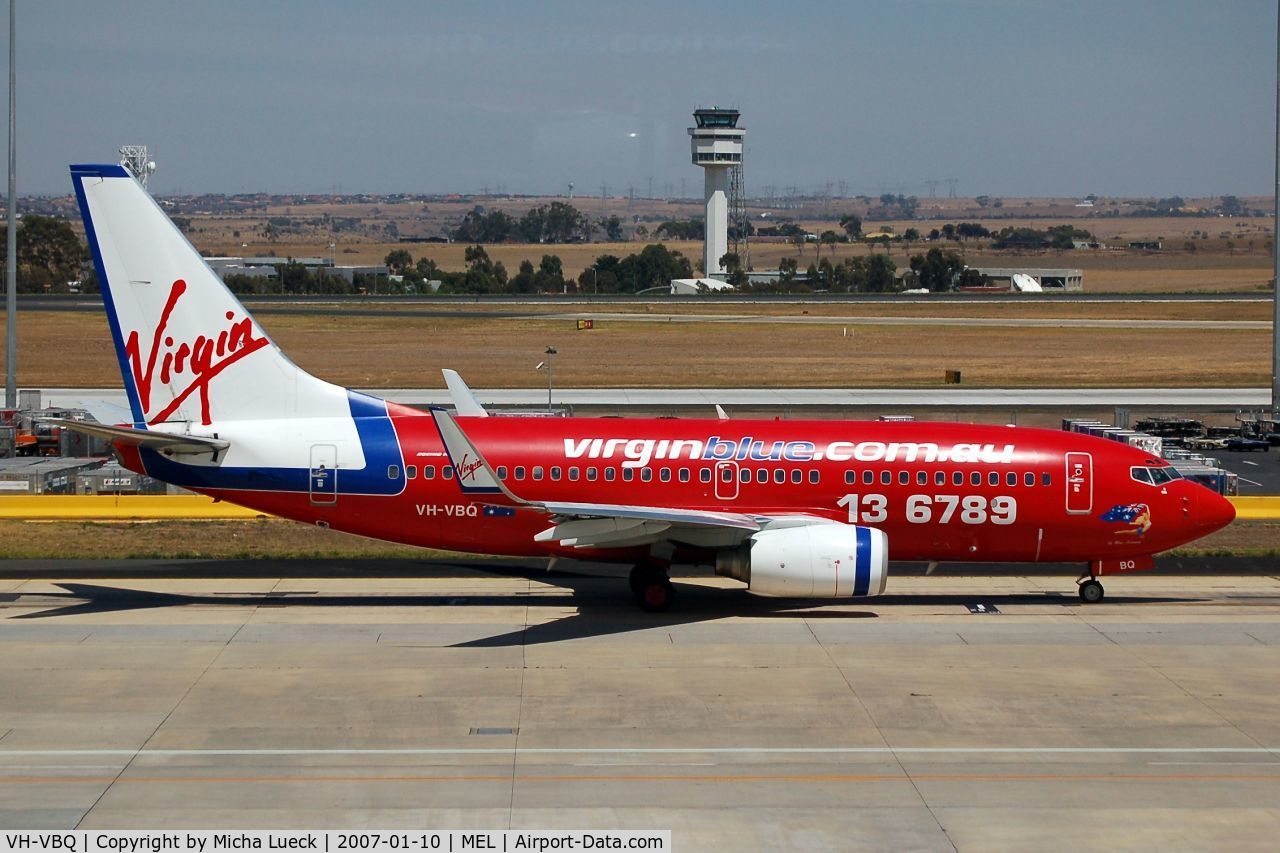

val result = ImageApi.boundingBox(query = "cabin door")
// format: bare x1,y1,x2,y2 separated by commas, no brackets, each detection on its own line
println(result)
310,444,338,506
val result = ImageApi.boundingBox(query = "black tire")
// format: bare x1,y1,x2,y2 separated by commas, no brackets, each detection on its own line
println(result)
637,579,676,613
630,565,675,612
1079,579,1105,604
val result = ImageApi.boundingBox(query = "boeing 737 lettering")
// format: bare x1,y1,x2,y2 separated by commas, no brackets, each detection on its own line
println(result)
59,164,1236,610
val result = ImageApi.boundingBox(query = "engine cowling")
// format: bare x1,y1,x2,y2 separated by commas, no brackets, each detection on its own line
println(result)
716,523,889,598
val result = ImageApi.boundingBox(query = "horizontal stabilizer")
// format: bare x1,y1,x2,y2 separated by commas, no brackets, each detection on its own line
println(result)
46,419,230,456
443,369,489,417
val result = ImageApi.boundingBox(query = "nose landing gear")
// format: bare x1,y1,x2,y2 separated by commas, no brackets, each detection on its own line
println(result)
1077,573,1105,604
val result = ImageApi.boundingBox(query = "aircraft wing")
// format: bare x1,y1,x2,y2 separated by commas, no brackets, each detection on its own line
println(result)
431,408,773,550
533,502,763,550
46,419,230,456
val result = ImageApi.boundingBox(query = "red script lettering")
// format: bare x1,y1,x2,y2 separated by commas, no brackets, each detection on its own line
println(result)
123,279,269,425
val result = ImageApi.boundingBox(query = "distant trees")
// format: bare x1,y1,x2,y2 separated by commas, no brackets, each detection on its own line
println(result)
906,248,986,292
0,215,87,293
578,244,694,293
450,201,592,243
838,213,862,239
990,224,1092,250
655,219,704,240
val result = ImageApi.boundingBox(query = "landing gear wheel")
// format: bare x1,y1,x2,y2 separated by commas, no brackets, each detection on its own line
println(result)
630,565,676,613
1078,579,1105,604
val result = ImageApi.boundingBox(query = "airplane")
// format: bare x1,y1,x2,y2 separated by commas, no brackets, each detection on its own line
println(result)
58,163,1236,611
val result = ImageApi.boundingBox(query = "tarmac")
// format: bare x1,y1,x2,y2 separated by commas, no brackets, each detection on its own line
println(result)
1,560,1279,850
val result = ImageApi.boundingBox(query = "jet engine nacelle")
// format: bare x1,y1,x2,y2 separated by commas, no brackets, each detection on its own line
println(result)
716,523,889,598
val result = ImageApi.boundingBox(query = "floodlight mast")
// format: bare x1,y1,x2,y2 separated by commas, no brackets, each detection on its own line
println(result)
1273,0,1280,419
119,145,155,189
4,0,15,409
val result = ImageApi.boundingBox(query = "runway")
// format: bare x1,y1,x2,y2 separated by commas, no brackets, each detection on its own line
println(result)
2,560,1278,848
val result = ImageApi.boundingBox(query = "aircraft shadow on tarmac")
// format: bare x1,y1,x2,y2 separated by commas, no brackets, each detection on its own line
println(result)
1,559,1204,646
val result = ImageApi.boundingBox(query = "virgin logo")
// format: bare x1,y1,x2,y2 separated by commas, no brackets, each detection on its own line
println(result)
124,279,269,425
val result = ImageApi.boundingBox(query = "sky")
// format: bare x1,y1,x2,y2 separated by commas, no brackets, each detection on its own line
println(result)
7,0,1278,198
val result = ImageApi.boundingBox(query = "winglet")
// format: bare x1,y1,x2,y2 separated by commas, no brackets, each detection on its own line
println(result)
442,369,489,417
715,404,729,420
430,408,524,501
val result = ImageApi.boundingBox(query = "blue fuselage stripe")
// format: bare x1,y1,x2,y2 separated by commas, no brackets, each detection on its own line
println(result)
138,392,405,496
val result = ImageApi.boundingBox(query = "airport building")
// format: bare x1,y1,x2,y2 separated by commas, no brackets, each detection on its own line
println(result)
969,267,1084,292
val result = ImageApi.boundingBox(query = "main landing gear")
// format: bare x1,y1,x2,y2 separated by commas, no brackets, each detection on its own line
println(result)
629,563,676,612
1076,573,1105,604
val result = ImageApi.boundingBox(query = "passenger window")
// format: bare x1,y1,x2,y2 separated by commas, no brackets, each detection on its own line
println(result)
757,469,768,484
586,467,598,482
443,466,454,479
917,471,928,486
532,466,544,480
739,468,750,483
935,471,946,486
845,471,856,485
622,468,634,482
407,465,418,479
970,472,981,486
605,468,616,482
514,466,525,480
1006,472,1017,487
679,468,691,483
424,465,436,480
641,469,653,483
862,471,874,485
660,468,672,482
774,469,785,484
387,465,400,479
808,470,819,484
700,469,712,483
988,472,999,487
723,467,735,483
953,471,964,486
568,467,579,482
898,471,909,485
1024,472,1034,487
1041,472,1052,486
492,466,502,480
880,471,891,485
550,466,562,481
791,470,802,484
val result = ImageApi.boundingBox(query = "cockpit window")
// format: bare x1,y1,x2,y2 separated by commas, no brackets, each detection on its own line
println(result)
1132,465,1181,486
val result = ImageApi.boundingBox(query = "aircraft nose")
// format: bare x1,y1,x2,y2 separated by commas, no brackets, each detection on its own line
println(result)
1199,488,1236,533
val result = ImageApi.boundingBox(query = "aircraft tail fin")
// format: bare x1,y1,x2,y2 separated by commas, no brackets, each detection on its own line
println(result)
70,164,346,426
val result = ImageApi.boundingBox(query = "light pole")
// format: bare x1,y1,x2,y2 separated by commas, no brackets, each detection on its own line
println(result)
4,0,15,409
537,346,557,412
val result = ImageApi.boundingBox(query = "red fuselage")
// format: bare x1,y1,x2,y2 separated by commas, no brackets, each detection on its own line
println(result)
123,408,1235,569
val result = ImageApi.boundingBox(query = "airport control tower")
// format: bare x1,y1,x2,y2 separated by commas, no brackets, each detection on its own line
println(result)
689,108,744,276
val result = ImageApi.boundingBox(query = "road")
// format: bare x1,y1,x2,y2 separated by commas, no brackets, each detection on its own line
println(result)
1,562,1278,847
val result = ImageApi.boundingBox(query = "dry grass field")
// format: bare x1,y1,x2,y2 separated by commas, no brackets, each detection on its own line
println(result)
2,307,1267,389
